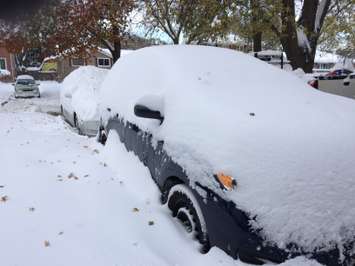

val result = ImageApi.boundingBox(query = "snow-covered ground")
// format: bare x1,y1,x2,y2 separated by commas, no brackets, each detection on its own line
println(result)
0,81,322,266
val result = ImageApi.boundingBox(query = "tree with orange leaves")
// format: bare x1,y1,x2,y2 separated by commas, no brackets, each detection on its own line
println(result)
55,0,137,63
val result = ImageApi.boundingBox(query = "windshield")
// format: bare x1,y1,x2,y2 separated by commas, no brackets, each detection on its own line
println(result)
17,79,35,85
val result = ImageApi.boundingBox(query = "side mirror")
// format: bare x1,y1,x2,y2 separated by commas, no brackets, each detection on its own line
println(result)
134,104,164,124
36,81,40,85
344,77,350,86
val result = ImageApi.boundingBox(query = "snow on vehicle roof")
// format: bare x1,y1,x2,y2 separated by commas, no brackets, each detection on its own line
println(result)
16,75,34,80
100,45,355,256
61,66,108,121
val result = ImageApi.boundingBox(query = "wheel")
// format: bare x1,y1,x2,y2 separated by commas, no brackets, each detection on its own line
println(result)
98,126,107,145
167,184,210,253
73,113,78,128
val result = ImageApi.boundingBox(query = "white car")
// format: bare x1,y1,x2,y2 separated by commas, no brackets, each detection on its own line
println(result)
14,75,40,98
309,69,355,100
60,66,108,136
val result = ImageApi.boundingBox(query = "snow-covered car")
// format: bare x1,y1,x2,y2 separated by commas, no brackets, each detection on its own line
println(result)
60,66,108,136
13,75,40,98
98,46,355,265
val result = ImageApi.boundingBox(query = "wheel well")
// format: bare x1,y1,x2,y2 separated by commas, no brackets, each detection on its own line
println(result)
161,176,185,204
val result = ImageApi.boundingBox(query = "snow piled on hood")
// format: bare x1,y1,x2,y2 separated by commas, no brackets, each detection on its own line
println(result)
99,45,355,255
61,66,108,121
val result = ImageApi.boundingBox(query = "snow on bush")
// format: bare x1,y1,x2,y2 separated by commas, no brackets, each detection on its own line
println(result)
0,81,12,102
291,68,315,83
0,69,11,77
61,66,108,121
99,45,355,256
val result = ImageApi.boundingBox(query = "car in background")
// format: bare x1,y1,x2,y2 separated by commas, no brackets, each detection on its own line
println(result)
308,69,355,100
98,45,355,265
13,75,40,98
60,66,108,136
343,73,355,87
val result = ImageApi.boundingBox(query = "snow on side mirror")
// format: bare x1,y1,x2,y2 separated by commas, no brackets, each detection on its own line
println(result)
134,95,164,124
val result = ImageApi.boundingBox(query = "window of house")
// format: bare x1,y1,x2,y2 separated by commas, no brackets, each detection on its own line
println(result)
97,58,111,68
0,58,6,70
71,58,85,67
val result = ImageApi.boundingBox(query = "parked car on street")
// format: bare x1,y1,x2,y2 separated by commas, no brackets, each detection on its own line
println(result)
98,45,355,265
308,69,355,100
60,66,108,136
13,75,40,98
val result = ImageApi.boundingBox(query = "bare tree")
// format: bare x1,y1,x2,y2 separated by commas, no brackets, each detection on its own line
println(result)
142,0,229,44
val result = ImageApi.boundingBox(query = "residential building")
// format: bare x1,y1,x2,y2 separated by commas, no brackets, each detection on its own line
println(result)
0,44,16,81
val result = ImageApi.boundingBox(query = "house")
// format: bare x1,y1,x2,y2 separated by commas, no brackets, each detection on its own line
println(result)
44,48,113,81
313,51,339,73
0,43,16,81
251,50,292,71
21,48,116,81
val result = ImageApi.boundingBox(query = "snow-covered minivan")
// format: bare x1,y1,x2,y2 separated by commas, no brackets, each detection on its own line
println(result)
98,45,355,265
60,66,108,136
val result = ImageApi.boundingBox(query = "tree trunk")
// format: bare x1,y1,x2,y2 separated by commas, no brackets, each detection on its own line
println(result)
251,0,262,52
112,39,121,63
253,32,262,52
173,36,179,44
278,0,331,73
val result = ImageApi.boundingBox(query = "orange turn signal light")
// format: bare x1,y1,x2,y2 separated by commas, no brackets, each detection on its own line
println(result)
217,173,236,191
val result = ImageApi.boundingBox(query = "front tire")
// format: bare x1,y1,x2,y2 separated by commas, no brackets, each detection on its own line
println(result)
167,184,210,253
73,113,78,128
98,126,107,145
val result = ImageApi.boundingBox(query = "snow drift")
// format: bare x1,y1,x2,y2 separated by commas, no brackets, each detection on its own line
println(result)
99,45,355,256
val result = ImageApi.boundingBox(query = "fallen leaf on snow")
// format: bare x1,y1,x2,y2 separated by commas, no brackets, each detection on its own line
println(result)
67,173,79,180
44,240,50,247
148,221,155,226
0,195,9,202
132,208,140,212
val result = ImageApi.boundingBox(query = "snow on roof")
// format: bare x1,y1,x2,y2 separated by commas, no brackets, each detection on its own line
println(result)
98,47,134,58
100,45,355,256
16,75,34,80
315,51,340,64
98,48,112,58
331,58,355,71
43,55,59,62
248,50,288,62
252,50,283,56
